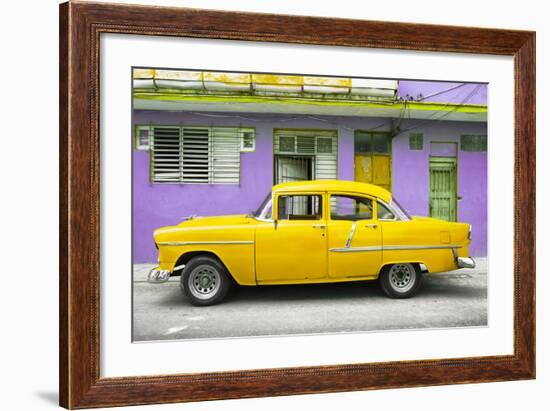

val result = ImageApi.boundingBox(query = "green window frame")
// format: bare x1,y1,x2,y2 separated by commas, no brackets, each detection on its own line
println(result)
409,133,424,151
460,134,487,152
354,131,391,154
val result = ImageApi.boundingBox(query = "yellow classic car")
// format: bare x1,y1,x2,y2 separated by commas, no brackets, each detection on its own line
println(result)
147,180,475,306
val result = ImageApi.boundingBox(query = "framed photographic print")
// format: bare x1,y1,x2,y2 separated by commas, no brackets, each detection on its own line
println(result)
59,1,535,408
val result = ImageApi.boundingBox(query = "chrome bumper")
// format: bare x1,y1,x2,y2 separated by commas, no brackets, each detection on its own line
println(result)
457,256,476,269
147,268,171,284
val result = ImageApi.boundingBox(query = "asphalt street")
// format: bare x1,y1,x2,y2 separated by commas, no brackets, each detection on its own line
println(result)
132,258,487,341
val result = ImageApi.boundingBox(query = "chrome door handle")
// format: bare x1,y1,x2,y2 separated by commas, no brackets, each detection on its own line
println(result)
312,224,326,229
365,224,378,229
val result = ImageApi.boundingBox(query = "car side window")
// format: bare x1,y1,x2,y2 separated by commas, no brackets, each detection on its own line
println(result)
377,201,396,220
330,195,373,221
278,195,322,220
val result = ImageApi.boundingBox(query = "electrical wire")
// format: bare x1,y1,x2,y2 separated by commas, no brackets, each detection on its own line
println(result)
152,110,393,132
396,84,483,135
141,83,483,135
415,82,468,101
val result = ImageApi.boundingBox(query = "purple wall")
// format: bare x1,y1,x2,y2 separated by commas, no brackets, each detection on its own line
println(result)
133,111,487,262
391,120,487,257
398,81,487,105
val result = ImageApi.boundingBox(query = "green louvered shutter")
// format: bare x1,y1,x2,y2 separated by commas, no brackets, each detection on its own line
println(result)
210,127,241,184
151,126,181,183
150,126,247,184
429,157,457,222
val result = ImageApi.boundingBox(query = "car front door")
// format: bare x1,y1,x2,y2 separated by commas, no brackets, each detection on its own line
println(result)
255,192,327,282
327,194,382,278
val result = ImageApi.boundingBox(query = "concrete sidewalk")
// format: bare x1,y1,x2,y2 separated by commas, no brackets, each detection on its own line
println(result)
132,258,487,341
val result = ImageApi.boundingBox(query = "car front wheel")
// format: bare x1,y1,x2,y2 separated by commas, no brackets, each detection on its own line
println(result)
180,256,231,306
379,263,423,298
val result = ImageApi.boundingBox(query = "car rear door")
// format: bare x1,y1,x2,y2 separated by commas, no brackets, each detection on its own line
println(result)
327,193,382,278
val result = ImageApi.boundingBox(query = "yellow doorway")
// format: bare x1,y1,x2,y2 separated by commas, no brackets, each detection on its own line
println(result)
354,131,392,191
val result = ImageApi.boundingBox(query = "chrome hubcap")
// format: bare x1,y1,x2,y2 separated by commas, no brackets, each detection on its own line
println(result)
389,264,415,292
188,265,221,300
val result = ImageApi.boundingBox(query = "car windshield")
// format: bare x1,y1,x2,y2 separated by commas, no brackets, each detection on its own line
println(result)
253,193,273,219
390,198,412,221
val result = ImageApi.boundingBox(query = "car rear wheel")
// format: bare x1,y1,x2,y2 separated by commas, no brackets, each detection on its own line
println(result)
180,256,231,306
379,263,423,298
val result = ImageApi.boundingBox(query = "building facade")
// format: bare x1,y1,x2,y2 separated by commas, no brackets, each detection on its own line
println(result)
132,71,487,262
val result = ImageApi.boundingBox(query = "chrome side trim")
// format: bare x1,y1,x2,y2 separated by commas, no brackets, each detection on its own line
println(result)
331,246,382,253
345,222,357,248
329,244,461,253
383,244,461,251
157,240,254,246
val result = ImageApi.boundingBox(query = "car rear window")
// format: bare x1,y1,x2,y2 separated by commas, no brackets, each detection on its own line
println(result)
330,195,373,221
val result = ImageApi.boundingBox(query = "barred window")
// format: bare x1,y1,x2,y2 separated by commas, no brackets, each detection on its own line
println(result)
274,131,338,181
149,126,254,184
461,134,487,152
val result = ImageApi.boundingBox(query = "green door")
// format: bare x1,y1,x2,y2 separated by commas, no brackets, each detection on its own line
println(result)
429,157,457,221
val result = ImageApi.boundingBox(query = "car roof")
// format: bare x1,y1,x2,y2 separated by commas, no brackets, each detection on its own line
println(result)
272,180,392,203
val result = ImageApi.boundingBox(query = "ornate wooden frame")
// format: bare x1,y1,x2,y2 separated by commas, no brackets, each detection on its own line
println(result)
59,1,535,408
